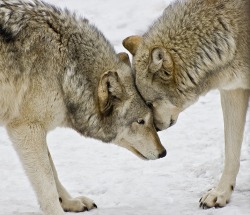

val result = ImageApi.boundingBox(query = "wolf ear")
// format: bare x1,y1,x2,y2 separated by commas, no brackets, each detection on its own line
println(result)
117,52,131,67
98,71,123,116
123,35,142,56
150,48,174,77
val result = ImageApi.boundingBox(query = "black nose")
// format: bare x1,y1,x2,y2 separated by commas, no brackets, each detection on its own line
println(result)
154,124,162,132
156,127,161,132
158,149,167,158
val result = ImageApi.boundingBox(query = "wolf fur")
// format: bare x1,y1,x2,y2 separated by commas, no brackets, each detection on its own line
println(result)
0,0,167,214
123,0,250,209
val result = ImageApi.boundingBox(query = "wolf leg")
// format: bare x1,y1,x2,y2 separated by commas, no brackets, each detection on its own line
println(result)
7,123,65,215
200,89,249,208
48,148,97,212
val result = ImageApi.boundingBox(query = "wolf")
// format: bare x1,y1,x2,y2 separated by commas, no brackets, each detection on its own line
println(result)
0,0,167,214
123,0,250,209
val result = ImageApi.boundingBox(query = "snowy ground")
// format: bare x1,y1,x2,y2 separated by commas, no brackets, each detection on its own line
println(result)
0,0,249,215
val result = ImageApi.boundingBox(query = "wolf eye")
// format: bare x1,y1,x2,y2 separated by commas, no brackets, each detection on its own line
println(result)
164,71,170,76
137,119,145,125
146,101,153,108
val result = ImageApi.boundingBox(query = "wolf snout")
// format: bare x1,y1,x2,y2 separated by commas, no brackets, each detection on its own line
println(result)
158,149,167,158
155,118,177,131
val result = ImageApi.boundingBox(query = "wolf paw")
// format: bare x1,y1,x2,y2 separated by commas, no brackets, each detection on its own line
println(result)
60,196,97,212
199,187,232,209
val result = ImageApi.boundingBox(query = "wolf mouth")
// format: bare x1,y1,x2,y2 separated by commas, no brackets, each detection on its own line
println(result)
130,147,148,160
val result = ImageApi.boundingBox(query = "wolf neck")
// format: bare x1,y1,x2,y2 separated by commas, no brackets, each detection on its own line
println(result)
61,34,118,143
62,64,116,143
172,51,234,97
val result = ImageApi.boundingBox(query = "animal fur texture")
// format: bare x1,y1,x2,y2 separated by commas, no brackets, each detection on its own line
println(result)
123,0,250,209
0,0,166,214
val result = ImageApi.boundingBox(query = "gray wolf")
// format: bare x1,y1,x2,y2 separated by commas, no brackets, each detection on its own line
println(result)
123,0,250,209
0,0,166,214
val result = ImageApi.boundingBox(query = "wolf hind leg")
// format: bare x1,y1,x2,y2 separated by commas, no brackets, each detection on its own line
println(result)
48,149,97,212
7,123,65,215
200,89,249,208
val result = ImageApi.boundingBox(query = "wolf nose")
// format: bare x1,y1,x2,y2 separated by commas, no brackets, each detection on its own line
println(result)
154,124,162,132
158,149,167,158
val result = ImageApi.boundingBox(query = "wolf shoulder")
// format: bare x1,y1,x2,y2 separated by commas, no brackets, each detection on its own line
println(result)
0,1,72,127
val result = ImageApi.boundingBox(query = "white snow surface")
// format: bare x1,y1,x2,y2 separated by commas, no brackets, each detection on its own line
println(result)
0,0,249,215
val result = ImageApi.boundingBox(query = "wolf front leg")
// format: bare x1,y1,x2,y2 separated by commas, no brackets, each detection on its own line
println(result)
7,123,65,215
200,89,249,208
48,149,97,212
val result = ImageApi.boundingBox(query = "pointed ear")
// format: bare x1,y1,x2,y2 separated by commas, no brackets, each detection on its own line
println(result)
150,48,174,76
97,71,123,116
122,35,142,56
117,52,131,67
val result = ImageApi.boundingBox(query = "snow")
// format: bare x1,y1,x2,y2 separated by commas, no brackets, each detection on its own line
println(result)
0,0,249,214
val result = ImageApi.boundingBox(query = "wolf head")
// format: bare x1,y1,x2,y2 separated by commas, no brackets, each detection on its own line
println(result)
122,1,240,131
64,49,166,160
96,53,166,160
122,36,198,131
